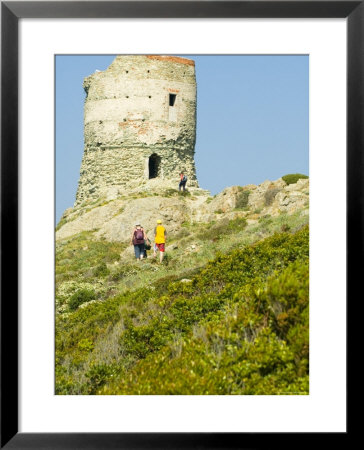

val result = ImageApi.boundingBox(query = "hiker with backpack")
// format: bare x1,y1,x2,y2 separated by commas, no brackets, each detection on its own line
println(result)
153,219,167,263
179,172,187,191
131,223,148,260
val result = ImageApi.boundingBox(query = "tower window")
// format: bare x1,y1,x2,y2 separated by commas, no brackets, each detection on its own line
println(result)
169,94,177,107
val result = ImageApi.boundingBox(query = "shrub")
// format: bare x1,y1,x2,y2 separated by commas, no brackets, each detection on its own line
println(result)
78,338,94,352
57,225,309,395
85,363,122,394
102,255,309,395
197,217,247,242
282,174,308,185
93,262,110,278
228,217,247,230
235,190,250,209
264,188,281,206
68,288,96,311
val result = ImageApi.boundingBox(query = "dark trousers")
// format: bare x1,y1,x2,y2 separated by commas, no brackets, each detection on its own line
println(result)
179,181,186,191
134,243,145,259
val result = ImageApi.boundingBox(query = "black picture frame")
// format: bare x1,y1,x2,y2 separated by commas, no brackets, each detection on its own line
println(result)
1,1,357,448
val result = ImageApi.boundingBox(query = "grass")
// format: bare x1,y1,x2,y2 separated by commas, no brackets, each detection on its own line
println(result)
55,175,310,394
56,209,309,310
56,231,126,286
56,217,69,231
55,223,309,395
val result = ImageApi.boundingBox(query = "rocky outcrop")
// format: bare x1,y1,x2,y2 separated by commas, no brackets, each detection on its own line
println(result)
56,177,309,242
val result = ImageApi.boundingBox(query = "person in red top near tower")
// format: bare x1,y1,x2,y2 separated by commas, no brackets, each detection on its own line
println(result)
179,172,187,191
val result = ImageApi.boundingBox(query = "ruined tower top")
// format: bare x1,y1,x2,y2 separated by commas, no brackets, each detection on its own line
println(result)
75,55,198,206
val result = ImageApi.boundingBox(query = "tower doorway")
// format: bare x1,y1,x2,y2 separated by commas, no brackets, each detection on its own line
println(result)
148,153,161,179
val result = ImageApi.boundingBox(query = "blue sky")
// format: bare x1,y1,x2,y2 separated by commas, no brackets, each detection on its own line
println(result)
56,55,308,222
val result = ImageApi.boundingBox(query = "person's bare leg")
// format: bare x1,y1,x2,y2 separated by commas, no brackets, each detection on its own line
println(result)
160,251,164,263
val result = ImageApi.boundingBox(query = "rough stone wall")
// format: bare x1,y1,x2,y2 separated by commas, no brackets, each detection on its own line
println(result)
75,55,198,205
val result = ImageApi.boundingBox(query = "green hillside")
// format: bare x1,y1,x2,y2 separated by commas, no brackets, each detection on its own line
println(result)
56,210,309,395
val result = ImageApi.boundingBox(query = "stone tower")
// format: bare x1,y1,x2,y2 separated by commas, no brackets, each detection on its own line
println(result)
75,55,198,205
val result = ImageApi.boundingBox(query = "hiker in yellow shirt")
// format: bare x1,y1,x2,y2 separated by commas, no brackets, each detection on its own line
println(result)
154,219,167,263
